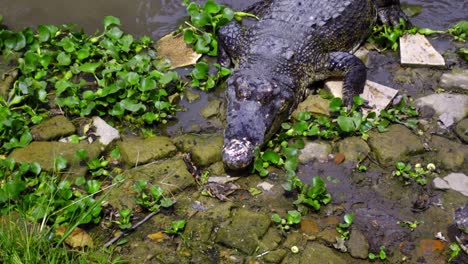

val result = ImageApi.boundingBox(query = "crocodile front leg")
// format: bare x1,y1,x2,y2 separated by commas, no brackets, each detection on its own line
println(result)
312,51,367,107
375,0,411,27
218,21,245,67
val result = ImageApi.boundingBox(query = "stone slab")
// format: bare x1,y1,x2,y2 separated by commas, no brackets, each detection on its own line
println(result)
400,33,445,67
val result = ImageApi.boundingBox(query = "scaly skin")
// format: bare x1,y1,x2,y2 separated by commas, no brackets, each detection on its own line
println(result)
220,0,410,170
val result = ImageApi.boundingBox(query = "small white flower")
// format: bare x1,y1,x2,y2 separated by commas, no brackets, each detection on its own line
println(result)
427,163,436,171
415,163,422,169
291,246,299,254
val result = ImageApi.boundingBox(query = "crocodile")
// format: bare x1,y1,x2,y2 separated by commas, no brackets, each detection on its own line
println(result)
219,0,410,170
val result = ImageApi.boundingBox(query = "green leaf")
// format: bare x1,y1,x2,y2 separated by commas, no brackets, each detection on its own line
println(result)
337,116,355,133
120,99,146,112
124,71,140,85
204,0,221,14
57,52,71,66
85,180,101,194
107,27,124,40
191,12,211,28
140,77,157,91
104,16,121,30
329,97,343,112
271,213,282,223
76,48,90,60
54,155,68,171
78,62,102,73
286,210,302,224
183,29,195,44
262,150,281,164
37,25,51,42
191,62,209,80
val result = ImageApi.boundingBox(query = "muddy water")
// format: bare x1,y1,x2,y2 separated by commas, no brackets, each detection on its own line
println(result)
2,1,466,37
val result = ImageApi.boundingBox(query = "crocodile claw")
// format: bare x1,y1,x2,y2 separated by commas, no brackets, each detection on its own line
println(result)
378,6,412,27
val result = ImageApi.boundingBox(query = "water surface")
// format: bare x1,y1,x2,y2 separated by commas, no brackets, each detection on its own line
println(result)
3,1,465,38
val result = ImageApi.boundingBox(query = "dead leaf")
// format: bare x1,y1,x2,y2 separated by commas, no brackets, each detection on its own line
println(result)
147,231,166,242
56,226,94,248
155,32,202,69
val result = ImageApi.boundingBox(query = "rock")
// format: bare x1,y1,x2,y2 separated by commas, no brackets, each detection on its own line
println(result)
30,115,76,141
117,136,177,166
430,136,466,170
400,34,445,68
300,243,347,264
300,218,319,235
416,239,446,264
155,32,201,69
455,118,468,143
337,137,371,162
415,93,468,123
259,228,282,251
368,124,425,166
360,81,399,117
433,173,468,197
200,99,222,119
206,161,226,176
92,116,120,145
8,141,101,177
453,205,468,233
298,141,332,163
292,95,330,118
173,133,223,166
347,228,369,259
440,68,468,90
183,218,214,242
317,228,340,245
184,89,200,103
325,80,398,117
0,52,20,100
354,46,370,66
262,249,287,263
216,209,271,254
106,158,195,210
438,112,455,128
401,3,423,17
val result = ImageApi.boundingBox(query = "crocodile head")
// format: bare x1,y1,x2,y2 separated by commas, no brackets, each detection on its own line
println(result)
222,71,295,170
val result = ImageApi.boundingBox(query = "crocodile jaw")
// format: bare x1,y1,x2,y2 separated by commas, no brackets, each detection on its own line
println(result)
222,138,254,170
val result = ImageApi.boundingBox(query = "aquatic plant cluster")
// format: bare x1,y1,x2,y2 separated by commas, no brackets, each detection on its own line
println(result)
0,1,467,262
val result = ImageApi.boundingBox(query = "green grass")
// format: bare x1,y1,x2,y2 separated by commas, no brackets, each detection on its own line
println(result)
0,213,124,264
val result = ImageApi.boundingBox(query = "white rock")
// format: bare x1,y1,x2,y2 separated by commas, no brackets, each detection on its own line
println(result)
415,93,468,122
440,69,468,90
325,80,399,117
400,33,445,67
438,112,455,128
433,173,468,197
257,182,274,192
298,141,332,163
433,177,451,190
92,116,120,145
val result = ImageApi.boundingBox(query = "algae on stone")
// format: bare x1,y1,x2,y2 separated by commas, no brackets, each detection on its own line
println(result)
368,124,425,166
117,136,177,166
337,137,371,162
216,209,271,255
106,158,195,210
8,141,101,178
30,115,76,141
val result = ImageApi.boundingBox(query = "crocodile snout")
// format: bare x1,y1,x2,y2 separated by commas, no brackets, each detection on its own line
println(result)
222,139,254,170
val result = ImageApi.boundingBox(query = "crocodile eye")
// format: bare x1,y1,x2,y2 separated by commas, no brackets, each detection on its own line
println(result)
256,83,274,103
234,77,251,99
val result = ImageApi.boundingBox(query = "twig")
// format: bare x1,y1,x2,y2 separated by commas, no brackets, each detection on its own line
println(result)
104,209,159,248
